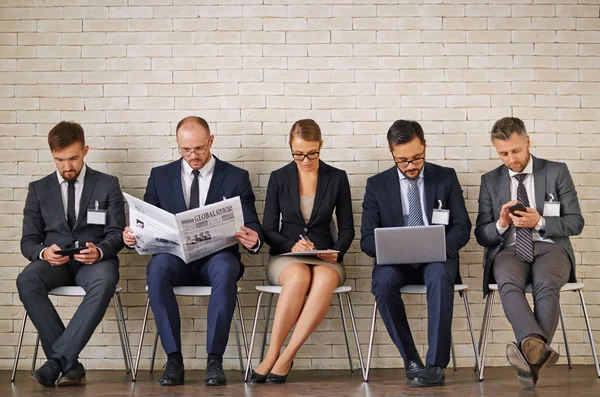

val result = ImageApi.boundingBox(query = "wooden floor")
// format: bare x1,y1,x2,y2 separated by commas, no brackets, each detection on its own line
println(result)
4,366,600,396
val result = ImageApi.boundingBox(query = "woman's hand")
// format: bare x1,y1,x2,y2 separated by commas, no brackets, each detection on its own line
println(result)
291,240,314,252
317,250,338,264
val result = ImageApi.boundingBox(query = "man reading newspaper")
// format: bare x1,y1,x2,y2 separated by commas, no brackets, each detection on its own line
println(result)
122,116,263,387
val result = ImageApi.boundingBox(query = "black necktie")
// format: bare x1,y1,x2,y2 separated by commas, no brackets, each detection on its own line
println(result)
514,173,534,263
189,170,200,209
67,180,76,230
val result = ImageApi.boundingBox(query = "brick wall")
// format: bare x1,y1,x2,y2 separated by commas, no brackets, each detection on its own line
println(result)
1,0,599,371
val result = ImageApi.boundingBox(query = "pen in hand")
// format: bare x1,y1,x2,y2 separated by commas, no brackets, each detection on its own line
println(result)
299,234,315,251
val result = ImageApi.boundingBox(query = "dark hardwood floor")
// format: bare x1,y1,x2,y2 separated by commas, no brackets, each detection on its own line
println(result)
4,366,600,396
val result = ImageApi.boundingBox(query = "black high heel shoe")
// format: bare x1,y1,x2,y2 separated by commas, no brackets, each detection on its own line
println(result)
250,369,268,384
266,361,294,384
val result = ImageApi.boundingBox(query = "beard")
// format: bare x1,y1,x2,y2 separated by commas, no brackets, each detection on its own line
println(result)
399,167,423,180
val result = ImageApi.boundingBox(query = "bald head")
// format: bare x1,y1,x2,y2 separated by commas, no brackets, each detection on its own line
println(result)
176,116,210,137
176,116,214,170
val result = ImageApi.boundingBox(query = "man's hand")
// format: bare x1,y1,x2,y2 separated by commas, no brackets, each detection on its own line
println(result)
317,250,338,264
43,244,70,267
236,226,259,250
74,242,101,265
123,226,136,246
498,200,518,228
510,207,541,229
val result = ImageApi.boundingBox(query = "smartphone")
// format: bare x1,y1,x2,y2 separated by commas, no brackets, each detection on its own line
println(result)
509,202,527,217
55,247,85,257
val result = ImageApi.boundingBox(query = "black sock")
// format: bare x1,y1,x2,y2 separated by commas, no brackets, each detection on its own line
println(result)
208,353,222,363
168,351,183,364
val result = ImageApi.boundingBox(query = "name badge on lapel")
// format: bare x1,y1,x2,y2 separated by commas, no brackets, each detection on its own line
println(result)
87,200,106,225
543,193,560,217
432,200,450,226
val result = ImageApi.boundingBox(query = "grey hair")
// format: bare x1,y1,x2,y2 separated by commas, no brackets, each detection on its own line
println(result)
490,117,527,142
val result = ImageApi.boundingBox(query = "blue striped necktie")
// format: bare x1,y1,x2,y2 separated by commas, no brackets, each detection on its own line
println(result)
407,177,423,268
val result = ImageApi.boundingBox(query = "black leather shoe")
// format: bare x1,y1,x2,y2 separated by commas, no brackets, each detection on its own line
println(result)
57,361,86,387
205,356,227,386
266,361,293,384
251,369,268,383
31,359,61,387
506,341,536,388
404,356,424,381
159,358,185,386
408,365,445,387
521,336,559,368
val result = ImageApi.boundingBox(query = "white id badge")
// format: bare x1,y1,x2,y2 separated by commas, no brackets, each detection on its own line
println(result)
87,200,106,225
543,193,560,217
431,200,450,225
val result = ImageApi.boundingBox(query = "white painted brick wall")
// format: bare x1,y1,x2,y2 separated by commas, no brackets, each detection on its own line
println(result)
0,0,599,372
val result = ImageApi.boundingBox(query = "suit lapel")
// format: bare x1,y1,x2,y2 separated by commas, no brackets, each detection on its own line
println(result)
384,167,403,226
423,164,437,224
74,167,97,230
171,159,188,213
532,156,546,214
48,172,70,231
287,162,303,222
205,156,226,205
499,166,511,208
308,161,331,225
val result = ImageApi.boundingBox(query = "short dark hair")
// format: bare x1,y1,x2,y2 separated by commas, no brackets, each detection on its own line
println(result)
491,117,527,142
387,120,425,148
289,119,322,146
176,116,210,135
48,121,85,151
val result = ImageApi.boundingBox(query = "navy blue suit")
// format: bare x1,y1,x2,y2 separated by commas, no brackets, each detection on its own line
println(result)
144,157,263,356
361,163,471,367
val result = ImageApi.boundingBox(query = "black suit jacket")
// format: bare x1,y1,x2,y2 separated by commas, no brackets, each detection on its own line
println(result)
262,161,355,262
21,167,126,262
360,162,471,279
143,156,264,260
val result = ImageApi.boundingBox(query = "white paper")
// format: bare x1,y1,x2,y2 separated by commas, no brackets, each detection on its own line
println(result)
543,202,560,217
87,210,106,225
123,193,245,263
281,250,340,257
431,209,450,225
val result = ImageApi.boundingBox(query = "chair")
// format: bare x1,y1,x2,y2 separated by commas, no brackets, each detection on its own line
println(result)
364,284,480,382
477,282,600,381
133,286,248,380
12,286,133,382
244,284,364,382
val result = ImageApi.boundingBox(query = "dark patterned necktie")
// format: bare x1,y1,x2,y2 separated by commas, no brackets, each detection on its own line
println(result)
189,170,200,209
67,181,76,230
514,173,534,263
407,178,423,268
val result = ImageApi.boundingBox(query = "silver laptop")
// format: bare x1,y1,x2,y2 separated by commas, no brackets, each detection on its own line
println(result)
374,225,446,265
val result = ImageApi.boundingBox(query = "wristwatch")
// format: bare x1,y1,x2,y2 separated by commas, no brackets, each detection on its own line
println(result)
534,216,545,232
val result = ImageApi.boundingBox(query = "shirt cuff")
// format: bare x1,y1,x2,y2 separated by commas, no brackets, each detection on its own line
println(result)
39,247,47,260
97,247,104,261
249,237,261,253
496,220,509,235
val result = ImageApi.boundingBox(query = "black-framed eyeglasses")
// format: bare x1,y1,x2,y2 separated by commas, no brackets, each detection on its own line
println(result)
292,151,320,161
393,151,425,168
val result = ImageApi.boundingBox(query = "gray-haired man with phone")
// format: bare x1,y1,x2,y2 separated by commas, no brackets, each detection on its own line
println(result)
475,117,584,388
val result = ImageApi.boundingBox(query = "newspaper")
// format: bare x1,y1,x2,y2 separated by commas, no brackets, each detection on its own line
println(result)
123,193,245,263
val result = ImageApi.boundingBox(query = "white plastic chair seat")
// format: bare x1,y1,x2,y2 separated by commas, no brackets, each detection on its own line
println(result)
48,285,122,296
255,285,352,294
399,284,469,294
143,285,241,296
488,282,585,293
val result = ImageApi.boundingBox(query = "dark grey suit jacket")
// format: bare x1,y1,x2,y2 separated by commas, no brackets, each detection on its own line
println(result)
475,156,584,296
21,167,126,263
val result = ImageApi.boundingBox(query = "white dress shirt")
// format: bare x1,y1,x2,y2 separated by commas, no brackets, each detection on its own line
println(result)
181,155,215,209
397,166,429,226
496,155,552,246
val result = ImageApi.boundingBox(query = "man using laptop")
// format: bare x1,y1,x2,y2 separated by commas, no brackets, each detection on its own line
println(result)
361,120,471,387
475,117,584,388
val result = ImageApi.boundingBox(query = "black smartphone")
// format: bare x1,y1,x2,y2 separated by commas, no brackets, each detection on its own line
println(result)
55,247,85,257
509,202,527,216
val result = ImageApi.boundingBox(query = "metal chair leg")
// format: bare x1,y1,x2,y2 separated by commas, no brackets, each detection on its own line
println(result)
578,289,600,378
233,301,244,372
365,301,378,382
338,293,353,373
11,311,28,382
117,292,134,379
244,292,264,382
31,334,40,373
476,292,491,372
479,291,495,382
346,293,365,380
259,294,274,362
133,296,151,381
451,333,457,371
149,331,159,373
463,291,481,375
558,301,571,369
113,293,130,376
237,294,249,356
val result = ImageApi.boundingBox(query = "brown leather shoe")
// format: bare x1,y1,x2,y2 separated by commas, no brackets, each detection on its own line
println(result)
506,342,537,388
56,361,86,387
521,336,560,368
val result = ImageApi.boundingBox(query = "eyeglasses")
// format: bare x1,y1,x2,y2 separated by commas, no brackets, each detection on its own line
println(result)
393,151,425,168
180,146,209,157
292,151,320,161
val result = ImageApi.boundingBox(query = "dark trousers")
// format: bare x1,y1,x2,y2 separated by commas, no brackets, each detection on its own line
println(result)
372,262,456,368
493,242,570,344
146,250,242,357
16,259,119,371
